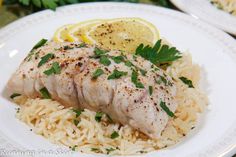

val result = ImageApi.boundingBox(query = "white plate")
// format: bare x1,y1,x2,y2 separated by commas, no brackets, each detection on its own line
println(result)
0,2,236,157
170,0,236,35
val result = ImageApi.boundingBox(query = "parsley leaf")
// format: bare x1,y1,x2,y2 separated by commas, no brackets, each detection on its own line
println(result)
39,87,51,99
72,109,84,117
71,145,77,151
76,43,86,48
106,148,115,154
99,56,111,66
73,119,80,126
26,38,48,61
111,56,125,64
108,69,128,80
110,131,119,139
38,53,54,67
160,101,175,117
125,60,133,67
135,40,181,65
95,112,104,122
94,47,107,57
19,0,30,5
179,77,194,88
92,68,104,79
43,62,61,76
91,148,100,152
32,0,41,7
32,39,48,50
148,86,153,96
139,68,147,76
18,0,81,10
160,75,167,86
131,70,144,88
41,0,57,10
63,45,73,50
10,93,21,99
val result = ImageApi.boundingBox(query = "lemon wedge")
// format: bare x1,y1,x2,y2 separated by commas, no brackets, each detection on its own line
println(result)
53,24,74,42
66,19,104,42
83,18,160,53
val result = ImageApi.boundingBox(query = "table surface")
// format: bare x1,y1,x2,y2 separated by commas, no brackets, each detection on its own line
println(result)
0,1,235,157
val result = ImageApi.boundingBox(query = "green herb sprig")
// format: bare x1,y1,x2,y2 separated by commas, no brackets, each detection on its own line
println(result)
148,86,153,95
19,0,77,10
110,131,119,139
17,0,138,10
95,112,104,122
39,87,51,99
131,70,144,88
10,93,21,99
135,39,181,65
71,145,78,151
26,39,48,61
179,77,194,88
72,109,84,117
92,68,104,79
43,62,61,76
32,38,48,50
106,148,116,154
108,69,127,80
160,101,175,117
91,148,100,152
38,53,54,67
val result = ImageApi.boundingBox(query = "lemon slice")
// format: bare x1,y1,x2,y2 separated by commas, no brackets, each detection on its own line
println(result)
66,19,104,42
53,24,74,42
83,18,160,53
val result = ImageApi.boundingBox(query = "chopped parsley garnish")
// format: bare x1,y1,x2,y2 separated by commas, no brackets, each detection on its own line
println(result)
110,131,119,139
131,70,144,88
179,77,194,88
148,86,153,96
26,39,47,61
160,101,175,117
139,68,147,76
10,93,21,99
38,53,54,67
71,145,77,151
125,61,133,67
91,148,100,152
106,148,115,154
139,150,148,154
73,119,80,126
43,62,61,76
94,47,107,57
160,75,167,86
95,112,104,122
108,69,128,80
72,109,84,117
135,39,181,65
92,68,104,79
99,56,111,66
63,45,73,50
32,39,48,50
39,87,51,99
77,43,86,48
111,56,125,64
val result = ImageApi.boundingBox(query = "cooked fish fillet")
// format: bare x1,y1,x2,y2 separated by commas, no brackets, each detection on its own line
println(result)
7,41,178,138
